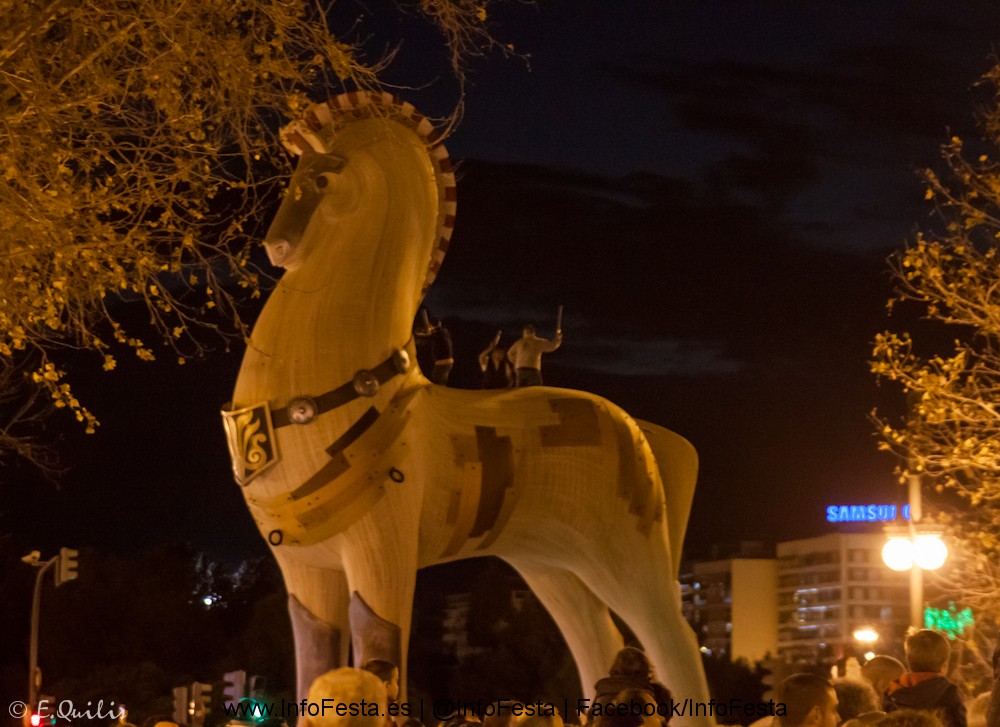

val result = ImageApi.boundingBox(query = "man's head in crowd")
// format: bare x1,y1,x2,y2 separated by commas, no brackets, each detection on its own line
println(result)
361,658,400,702
832,678,880,722
861,655,906,697
777,673,839,727
305,668,386,727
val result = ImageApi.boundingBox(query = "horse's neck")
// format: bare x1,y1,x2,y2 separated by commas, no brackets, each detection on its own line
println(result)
287,225,423,367
248,269,414,389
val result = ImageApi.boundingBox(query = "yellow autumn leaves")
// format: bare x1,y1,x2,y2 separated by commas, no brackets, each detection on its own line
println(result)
870,67,1000,614
0,0,500,459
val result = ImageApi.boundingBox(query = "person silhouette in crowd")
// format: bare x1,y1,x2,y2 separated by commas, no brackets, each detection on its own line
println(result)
361,659,400,727
884,629,966,727
776,673,840,727
303,668,386,727
862,655,906,703
589,647,671,726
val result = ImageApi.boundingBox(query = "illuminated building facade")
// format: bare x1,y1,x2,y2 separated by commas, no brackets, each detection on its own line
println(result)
776,533,910,664
693,558,778,662
682,533,914,666
682,544,778,663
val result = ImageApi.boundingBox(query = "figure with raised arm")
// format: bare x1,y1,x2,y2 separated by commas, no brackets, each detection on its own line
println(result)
507,319,562,387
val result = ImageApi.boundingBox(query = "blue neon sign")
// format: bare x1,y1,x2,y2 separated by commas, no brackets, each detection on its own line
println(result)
825,504,911,523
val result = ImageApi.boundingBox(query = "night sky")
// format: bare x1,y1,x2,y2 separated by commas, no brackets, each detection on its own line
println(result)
5,1,1000,566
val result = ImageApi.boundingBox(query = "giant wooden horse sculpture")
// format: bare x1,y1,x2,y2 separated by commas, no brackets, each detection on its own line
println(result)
223,93,711,725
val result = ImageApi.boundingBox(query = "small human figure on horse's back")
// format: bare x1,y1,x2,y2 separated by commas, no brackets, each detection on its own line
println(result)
415,309,454,385
507,323,562,387
479,330,514,389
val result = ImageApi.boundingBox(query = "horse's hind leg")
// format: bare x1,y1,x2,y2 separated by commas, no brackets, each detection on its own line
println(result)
574,540,711,727
508,560,624,709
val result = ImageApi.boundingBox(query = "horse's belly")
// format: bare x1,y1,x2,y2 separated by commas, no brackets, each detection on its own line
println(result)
413,403,668,567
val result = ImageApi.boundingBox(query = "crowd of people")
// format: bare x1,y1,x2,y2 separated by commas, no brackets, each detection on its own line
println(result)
414,310,562,389
765,629,991,727
295,631,998,727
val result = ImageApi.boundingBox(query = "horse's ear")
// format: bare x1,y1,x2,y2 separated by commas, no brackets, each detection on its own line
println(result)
307,152,348,190
282,120,329,156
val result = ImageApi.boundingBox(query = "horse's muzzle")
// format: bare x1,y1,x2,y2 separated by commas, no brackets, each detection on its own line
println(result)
264,238,294,268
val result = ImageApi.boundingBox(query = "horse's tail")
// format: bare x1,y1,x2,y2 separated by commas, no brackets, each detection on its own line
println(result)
637,419,698,578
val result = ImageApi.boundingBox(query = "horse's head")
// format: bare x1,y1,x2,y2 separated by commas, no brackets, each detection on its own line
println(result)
263,93,456,323
263,150,346,270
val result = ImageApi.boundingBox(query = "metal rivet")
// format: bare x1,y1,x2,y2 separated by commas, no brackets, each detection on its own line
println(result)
353,370,379,397
392,348,411,373
288,396,318,424
389,467,405,483
268,530,284,546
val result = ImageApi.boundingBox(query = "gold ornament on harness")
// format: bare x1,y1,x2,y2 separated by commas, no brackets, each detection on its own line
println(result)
220,402,278,486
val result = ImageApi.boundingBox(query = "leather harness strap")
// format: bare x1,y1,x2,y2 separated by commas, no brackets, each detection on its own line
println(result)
270,341,414,429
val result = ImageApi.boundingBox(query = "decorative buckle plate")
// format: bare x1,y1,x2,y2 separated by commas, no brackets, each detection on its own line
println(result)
220,401,279,486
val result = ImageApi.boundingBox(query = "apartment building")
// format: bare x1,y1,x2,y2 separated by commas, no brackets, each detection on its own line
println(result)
776,533,910,663
682,533,913,666
685,557,779,662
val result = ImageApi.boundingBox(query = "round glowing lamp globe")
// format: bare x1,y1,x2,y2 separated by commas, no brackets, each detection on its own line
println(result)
882,537,914,571
853,627,879,643
913,534,948,570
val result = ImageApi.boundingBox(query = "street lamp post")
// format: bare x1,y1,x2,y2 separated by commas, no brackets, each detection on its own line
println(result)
881,469,948,631
23,551,58,711
907,471,924,630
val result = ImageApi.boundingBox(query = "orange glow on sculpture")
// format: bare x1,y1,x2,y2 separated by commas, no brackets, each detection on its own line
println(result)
223,92,710,724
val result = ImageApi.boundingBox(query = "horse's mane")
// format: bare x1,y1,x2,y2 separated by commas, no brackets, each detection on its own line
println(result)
280,92,456,298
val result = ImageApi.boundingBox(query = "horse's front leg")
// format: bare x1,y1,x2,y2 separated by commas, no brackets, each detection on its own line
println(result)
276,557,352,700
338,483,422,694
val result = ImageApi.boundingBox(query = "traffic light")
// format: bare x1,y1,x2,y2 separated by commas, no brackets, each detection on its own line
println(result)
56,548,79,586
191,682,213,722
37,698,55,727
222,670,247,708
248,675,266,699
172,686,189,725
234,677,269,723
760,655,792,702
26,697,57,727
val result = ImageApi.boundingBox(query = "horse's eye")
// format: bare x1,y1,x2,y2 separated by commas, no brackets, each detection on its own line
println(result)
314,173,337,191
